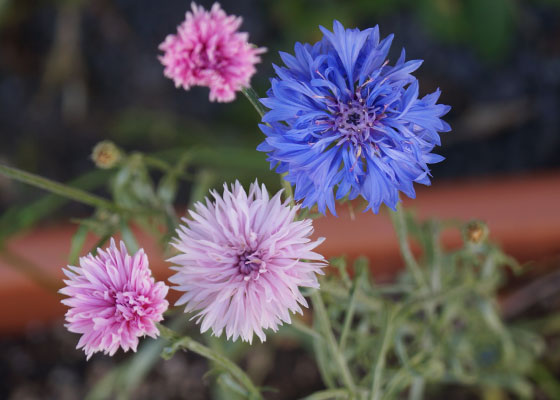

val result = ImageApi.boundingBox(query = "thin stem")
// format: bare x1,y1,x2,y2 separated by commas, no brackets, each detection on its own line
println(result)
291,318,324,342
120,221,139,253
400,283,479,317
369,308,394,400
301,388,350,400
68,224,89,265
0,164,156,218
408,377,425,400
389,203,427,289
281,172,296,207
0,164,119,212
383,352,425,399
428,221,443,293
157,324,263,400
90,234,113,256
320,282,382,311
311,290,356,393
339,275,360,351
242,86,267,118
313,334,337,389
242,86,301,212
143,155,194,181
86,315,185,400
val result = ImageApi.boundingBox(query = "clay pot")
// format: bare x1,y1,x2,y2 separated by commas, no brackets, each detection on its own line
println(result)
1,171,559,333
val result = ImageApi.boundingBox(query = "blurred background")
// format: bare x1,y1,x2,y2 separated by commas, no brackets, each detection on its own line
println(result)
1,0,560,399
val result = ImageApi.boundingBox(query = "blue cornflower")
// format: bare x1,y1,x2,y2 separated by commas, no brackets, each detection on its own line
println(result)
257,21,451,214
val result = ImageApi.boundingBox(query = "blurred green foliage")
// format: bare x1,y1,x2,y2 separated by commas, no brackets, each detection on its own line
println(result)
0,169,110,242
268,0,560,61
311,213,547,399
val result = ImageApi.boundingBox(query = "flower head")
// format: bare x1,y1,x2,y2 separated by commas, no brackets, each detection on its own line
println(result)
91,140,121,169
60,239,169,359
464,220,489,245
168,181,325,343
258,22,451,214
159,2,265,102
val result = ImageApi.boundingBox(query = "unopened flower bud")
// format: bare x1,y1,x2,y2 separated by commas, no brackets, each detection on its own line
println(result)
464,220,488,244
91,141,121,169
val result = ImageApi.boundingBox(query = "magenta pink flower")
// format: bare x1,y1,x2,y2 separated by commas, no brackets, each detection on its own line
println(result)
60,239,169,359
159,2,265,102
169,181,326,343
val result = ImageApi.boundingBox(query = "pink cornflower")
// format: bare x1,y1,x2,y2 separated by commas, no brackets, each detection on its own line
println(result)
60,239,169,359
159,2,265,102
169,181,326,343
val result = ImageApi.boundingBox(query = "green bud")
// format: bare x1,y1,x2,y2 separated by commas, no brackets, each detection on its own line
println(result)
91,141,121,169
463,220,489,244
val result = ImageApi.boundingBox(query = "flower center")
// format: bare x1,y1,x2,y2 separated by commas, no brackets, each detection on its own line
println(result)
237,250,267,281
335,100,372,135
346,112,361,126
113,290,149,321
326,91,386,148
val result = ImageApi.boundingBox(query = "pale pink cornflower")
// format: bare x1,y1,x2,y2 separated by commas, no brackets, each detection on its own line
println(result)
159,2,265,102
169,181,326,343
60,239,169,359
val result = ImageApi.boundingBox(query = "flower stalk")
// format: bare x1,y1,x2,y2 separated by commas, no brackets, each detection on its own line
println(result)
242,86,267,118
369,307,395,400
301,388,351,400
157,323,263,400
0,164,119,212
389,203,427,289
339,274,360,352
311,290,356,393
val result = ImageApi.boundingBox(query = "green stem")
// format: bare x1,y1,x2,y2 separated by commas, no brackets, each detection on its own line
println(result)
401,283,476,317
301,388,350,400
281,172,296,207
242,87,299,212
291,318,324,342
0,164,119,212
311,290,356,393
313,334,337,389
90,234,113,256
86,315,185,400
120,221,139,253
143,155,194,180
68,224,89,265
157,324,263,400
320,282,382,311
242,86,267,118
383,353,425,399
370,308,394,400
389,203,427,289
408,377,425,400
339,276,360,351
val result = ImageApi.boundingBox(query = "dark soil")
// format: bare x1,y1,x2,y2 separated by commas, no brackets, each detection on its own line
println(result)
0,321,326,400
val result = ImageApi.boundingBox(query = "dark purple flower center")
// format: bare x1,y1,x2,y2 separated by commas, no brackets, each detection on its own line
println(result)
237,250,267,281
324,91,386,149
346,112,361,126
